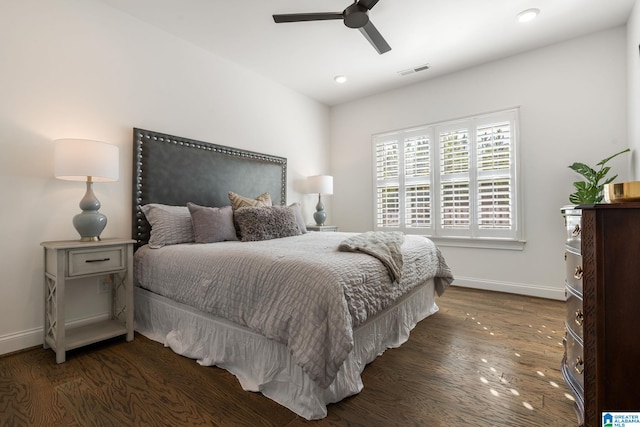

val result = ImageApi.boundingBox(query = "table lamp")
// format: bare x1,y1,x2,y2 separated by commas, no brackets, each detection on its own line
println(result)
307,175,333,226
54,139,119,241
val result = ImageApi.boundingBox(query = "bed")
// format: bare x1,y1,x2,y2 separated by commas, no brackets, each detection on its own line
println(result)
131,128,454,420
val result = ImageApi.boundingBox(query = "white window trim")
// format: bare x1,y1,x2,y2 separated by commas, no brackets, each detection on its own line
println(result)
372,108,525,250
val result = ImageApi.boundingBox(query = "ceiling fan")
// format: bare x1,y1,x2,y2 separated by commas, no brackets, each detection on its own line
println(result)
272,0,391,55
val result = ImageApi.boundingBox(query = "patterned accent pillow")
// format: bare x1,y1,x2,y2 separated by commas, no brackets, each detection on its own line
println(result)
228,191,272,210
187,203,238,243
141,204,195,248
234,205,301,241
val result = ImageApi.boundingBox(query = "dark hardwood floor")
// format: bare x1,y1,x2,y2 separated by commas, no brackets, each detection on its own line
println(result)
0,286,577,426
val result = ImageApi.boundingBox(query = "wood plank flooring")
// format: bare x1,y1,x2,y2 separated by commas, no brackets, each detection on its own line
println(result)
0,286,577,426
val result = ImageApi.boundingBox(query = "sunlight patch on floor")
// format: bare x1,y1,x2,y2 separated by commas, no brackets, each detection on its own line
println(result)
468,310,574,416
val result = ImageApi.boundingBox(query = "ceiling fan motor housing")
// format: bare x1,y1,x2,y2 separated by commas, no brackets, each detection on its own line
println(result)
344,3,369,28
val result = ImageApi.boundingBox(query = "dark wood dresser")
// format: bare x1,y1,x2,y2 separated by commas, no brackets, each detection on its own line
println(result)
562,203,640,427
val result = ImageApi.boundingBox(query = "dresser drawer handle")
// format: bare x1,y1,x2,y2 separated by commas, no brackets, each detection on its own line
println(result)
574,357,584,375
571,224,581,237
574,266,583,280
574,309,583,326
85,258,111,263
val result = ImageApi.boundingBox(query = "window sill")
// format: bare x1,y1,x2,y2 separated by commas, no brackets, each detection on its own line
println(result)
427,236,526,251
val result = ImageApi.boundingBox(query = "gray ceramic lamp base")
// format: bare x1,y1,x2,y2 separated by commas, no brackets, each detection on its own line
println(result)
73,180,107,242
313,210,327,226
73,211,107,242
314,194,327,226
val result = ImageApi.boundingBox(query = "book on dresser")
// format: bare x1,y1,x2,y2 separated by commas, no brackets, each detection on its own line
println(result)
561,203,640,427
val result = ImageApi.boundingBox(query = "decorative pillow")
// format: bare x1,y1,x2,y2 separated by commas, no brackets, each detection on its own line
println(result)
289,202,308,234
140,204,194,248
228,191,272,210
187,203,238,243
234,205,301,242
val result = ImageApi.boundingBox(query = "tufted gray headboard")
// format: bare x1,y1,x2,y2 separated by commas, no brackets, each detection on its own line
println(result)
132,128,287,249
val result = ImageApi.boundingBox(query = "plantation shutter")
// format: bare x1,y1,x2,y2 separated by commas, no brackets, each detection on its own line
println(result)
404,135,431,229
375,139,400,227
476,121,513,231
439,127,470,231
372,108,520,244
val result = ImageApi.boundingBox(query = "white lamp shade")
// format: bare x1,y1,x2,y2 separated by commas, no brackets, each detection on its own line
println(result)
307,175,333,195
54,139,119,182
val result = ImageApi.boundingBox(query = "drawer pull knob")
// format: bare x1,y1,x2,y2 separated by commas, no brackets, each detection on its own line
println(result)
571,224,581,237
574,357,584,375
85,258,111,263
575,310,584,326
574,266,583,280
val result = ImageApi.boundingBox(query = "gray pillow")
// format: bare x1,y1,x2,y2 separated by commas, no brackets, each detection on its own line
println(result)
234,205,301,242
289,202,308,234
141,204,195,248
187,203,238,243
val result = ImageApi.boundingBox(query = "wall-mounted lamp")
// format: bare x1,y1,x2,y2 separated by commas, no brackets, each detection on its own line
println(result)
54,138,119,241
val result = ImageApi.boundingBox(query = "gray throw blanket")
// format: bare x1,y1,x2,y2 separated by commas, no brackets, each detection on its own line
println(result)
338,231,405,282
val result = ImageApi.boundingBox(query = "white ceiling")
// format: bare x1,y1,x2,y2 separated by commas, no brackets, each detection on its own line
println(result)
97,0,635,106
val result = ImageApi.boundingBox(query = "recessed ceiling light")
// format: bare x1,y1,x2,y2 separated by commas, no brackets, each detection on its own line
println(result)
334,75,347,84
517,8,540,23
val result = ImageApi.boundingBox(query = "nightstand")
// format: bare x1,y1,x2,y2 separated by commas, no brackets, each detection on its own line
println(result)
306,225,338,232
41,238,135,363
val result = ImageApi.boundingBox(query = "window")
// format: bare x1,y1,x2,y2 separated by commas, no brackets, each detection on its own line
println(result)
373,109,522,248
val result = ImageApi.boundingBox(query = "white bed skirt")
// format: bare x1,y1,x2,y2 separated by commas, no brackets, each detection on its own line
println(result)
134,279,438,420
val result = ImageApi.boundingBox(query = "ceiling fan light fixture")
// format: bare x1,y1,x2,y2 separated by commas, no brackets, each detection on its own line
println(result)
517,8,540,23
334,75,347,83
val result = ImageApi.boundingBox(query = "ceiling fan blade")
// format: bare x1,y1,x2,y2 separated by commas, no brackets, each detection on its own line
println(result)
358,0,381,10
359,21,391,54
273,12,343,23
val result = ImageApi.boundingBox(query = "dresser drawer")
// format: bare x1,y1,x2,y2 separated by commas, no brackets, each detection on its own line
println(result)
68,246,126,277
565,286,584,342
562,207,582,250
564,327,584,393
564,248,583,294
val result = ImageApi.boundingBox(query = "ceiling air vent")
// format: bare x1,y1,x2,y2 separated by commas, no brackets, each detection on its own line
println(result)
397,63,431,76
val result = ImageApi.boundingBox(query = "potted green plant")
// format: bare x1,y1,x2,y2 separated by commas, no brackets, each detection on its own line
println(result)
568,148,630,204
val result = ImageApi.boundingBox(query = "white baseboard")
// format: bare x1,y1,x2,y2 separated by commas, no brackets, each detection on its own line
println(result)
0,313,109,357
452,276,566,301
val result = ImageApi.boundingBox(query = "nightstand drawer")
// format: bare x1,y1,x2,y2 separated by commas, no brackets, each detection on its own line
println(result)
68,246,126,276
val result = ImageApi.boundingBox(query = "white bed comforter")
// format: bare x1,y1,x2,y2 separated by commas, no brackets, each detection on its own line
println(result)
134,232,453,388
